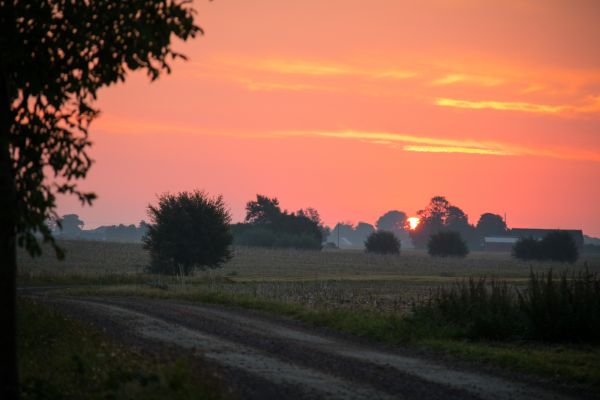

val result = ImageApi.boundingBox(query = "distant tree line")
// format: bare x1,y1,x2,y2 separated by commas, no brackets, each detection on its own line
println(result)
51,214,149,243
231,195,326,250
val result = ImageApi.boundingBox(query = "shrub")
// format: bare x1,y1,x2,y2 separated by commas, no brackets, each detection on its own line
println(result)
513,231,579,263
411,270,600,342
365,231,400,255
540,231,579,263
427,231,468,257
365,231,400,254
512,237,543,261
143,191,233,275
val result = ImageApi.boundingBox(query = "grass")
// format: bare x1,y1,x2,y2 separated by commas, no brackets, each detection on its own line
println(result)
18,241,600,390
18,298,223,399
69,284,600,388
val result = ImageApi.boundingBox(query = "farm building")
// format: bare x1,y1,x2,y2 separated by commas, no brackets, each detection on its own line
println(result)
483,228,584,252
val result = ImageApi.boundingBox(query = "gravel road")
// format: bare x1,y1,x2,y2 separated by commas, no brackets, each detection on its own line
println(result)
25,291,582,400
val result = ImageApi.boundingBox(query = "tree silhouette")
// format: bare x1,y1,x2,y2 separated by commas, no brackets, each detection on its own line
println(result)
0,2,200,396
365,231,400,255
143,191,233,275
58,214,84,235
375,210,407,235
476,213,507,237
428,231,469,257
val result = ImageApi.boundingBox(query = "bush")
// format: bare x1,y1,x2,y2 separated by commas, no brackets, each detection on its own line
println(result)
143,191,233,275
427,231,468,257
411,270,600,342
540,231,579,263
365,231,400,254
231,225,322,250
513,231,579,263
512,237,543,261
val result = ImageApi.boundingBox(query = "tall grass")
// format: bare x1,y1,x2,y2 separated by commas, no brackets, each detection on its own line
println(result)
413,270,600,342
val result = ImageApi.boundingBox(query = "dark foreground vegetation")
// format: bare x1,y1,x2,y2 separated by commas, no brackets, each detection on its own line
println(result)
513,231,580,263
18,298,220,399
413,270,600,342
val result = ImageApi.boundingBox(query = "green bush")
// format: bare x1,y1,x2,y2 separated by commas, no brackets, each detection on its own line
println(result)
364,231,400,255
412,270,600,342
427,231,469,258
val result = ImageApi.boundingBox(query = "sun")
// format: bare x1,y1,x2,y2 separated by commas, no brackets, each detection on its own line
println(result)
407,217,420,230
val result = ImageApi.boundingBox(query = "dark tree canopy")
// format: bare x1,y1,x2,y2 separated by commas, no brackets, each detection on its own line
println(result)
375,210,407,233
1,0,200,257
58,214,84,234
0,3,201,397
410,196,477,249
427,231,469,258
234,194,324,249
365,230,400,255
513,232,579,263
143,191,233,276
476,213,507,237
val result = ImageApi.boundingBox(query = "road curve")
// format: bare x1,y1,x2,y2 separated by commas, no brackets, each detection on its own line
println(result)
26,292,578,400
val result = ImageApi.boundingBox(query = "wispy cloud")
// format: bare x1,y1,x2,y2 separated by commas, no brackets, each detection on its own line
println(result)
227,58,416,80
435,97,566,114
431,74,504,87
281,129,600,162
236,78,339,93
403,145,512,156
284,130,514,156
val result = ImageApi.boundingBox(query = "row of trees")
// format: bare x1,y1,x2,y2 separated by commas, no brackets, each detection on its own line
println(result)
52,214,149,242
409,196,507,250
232,195,325,249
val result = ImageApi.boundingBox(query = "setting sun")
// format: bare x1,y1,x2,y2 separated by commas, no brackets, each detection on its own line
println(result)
408,217,420,230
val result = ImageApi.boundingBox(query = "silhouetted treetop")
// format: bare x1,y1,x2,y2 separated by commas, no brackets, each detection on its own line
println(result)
1,0,201,257
476,213,507,237
375,210,407,233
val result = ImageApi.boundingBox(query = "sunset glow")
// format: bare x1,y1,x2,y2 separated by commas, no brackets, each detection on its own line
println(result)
56,0,600,237
408,218,420,231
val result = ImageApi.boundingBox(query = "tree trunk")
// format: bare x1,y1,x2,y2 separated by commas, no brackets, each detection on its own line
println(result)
0,68,19,399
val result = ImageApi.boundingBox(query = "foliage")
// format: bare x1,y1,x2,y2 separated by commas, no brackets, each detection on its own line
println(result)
18,299,220,399
413,270,600,342
427,231,469,257
234,194,323,249
232,225,322,250
475,213,507,237
513,231,579,263
1,0,201,257
143,191,232,276
512,237,543,261
540,231,579,263
410,196,478,249
364,231,400,255
375,211,407,234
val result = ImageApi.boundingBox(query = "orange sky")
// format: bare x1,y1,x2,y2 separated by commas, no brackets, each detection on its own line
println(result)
58,0,600,236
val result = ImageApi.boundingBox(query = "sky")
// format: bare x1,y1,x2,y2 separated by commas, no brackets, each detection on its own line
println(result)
57,0,600,236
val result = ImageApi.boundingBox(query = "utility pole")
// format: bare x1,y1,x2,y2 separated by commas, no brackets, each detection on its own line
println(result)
337,222,340,249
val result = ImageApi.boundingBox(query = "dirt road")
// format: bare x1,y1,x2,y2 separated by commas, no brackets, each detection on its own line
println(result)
26,291,580,400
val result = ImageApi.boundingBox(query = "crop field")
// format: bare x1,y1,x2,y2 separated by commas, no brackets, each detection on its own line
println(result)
18,240,600,314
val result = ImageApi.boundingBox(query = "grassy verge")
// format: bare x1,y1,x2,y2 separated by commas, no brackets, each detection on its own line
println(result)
68,284,600,388
18,297,223,399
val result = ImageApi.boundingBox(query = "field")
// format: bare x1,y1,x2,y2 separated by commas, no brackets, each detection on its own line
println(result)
18,240,600,314
18,240,600,391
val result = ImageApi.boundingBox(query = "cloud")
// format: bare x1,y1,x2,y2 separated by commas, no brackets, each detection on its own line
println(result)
403,145,512,156
281,129,600,162
431,74,504,87
435,97,565,114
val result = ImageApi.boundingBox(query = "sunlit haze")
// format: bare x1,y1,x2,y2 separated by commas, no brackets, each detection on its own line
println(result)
57,0,600,236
